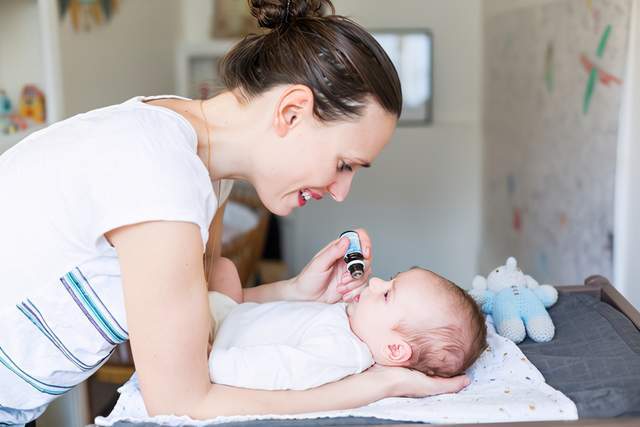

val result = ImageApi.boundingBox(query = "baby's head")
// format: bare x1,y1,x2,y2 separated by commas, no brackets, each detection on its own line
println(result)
347,268,487,377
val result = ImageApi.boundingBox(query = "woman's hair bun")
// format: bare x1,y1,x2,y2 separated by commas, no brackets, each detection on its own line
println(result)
249,0,334,29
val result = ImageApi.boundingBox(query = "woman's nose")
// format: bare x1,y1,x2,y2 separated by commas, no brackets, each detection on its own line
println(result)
327,174,354,202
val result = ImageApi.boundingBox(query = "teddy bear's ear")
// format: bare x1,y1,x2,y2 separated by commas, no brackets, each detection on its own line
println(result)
506,257,517,270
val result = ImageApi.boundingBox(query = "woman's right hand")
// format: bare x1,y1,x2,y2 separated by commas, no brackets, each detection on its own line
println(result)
292,228,373,303
367,364,470,398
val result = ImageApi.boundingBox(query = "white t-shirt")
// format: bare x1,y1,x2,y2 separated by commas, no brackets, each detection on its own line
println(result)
0,96,218,421
209,300,374,391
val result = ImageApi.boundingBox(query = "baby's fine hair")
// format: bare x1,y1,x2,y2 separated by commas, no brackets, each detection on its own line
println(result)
394,268,488,377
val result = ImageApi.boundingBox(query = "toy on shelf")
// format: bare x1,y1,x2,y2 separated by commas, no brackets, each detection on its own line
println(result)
0,90,11,115
470,257,558,343
19,85,46,124
9,114,28,131
0,117,18,135
0,90,16,135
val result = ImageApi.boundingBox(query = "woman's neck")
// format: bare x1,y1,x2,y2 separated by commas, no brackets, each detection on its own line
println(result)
147,92,260,183
198,92,257,182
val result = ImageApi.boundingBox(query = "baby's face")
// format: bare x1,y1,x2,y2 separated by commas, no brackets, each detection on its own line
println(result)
347,268,456,365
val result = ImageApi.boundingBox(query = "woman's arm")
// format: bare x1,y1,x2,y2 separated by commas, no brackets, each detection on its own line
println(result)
242,276,297,302
107,221,467,419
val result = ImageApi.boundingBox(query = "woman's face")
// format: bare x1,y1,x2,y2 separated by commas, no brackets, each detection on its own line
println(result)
252,96,397,216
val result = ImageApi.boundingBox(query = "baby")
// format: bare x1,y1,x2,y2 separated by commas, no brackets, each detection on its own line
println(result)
207,258,487,391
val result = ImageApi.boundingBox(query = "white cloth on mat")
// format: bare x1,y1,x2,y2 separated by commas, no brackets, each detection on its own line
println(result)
96,317,578,426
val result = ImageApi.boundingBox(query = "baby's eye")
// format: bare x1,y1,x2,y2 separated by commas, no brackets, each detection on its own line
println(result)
384,291,389,301
338,161,353,172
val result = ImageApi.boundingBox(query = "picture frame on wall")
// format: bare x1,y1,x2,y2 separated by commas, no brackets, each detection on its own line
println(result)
372,30,433,125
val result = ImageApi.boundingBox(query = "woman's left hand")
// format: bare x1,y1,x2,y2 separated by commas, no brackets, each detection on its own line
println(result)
292,228,372,303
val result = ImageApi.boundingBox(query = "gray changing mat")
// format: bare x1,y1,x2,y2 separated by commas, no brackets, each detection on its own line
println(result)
519,292,640,418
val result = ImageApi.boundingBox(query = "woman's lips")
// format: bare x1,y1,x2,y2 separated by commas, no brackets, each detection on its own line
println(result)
298,189,323,207
309,190,323,200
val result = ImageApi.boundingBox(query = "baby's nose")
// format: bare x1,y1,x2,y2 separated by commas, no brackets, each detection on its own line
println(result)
369,277,391,294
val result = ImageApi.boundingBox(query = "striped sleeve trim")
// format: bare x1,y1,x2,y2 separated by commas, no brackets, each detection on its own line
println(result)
60,268,128,345
16,299,114,371
0,346,73,396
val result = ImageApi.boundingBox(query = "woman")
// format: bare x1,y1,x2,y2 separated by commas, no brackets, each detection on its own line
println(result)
0,0,468,423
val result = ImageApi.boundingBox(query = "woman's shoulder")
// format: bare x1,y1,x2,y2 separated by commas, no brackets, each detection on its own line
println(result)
84,95,198,153
55,96,214,211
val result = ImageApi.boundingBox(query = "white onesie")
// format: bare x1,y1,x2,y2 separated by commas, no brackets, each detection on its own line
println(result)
208,293,374,390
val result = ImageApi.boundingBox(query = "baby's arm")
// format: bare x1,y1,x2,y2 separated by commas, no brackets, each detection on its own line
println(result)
209,257,243,303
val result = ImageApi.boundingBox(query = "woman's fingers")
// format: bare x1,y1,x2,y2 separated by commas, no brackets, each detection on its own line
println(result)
338,269,369,299
367,364,470,398
398,368,470,397
336,262,371,295
309,237,349,273
312,228,371,275
352,227,372,259
425,374,471,396
342,284,366,302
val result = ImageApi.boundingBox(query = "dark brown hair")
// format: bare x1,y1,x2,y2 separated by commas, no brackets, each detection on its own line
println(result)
395,269,488,378
219,0,402,121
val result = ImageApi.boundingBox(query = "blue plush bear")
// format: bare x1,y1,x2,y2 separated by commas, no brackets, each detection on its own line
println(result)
470,257,558,343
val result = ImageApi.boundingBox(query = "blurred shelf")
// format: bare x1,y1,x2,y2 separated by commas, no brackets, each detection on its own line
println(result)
0,124,47,156
0,0,63,144
176,40,238,98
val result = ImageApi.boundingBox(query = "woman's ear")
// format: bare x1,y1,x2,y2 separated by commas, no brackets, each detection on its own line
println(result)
274,84,314,137
385,340,412,364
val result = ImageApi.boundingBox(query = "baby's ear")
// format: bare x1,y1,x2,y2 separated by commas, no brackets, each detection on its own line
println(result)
386,341,412,364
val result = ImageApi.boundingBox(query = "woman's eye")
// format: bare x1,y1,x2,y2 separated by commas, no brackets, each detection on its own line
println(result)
338,162,353,172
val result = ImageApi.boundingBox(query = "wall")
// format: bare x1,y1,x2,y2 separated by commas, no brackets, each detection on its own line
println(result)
58,0,181,117
483,0,558,18
181,0,214,42
281,0,484,286
481,0,630,284
482,0,640,309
